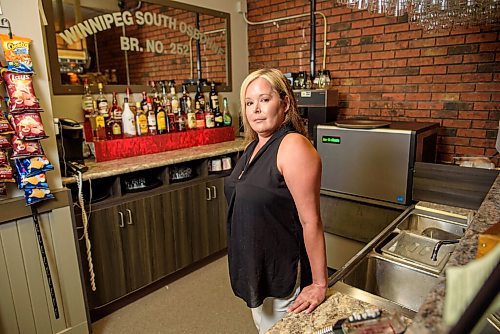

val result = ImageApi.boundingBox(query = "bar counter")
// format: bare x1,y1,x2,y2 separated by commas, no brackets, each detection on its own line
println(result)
269,173,500,333
61,138,246,184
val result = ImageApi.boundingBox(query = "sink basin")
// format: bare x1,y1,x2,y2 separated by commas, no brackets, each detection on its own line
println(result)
395,210,467,240
342,253,440,312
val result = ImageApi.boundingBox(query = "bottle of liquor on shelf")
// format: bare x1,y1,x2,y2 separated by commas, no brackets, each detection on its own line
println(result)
94,100,107,141
180,84,192,114
195,100,205,129
110,92,123,120
209,82,219,111
195,81,206,111
146,97,157,135
140,91,148,113
96,83,109,118
122,97,137,137
150,81,160,112
205,104,215,129
156,98,168,135
168,82,179,132
126,87,137,114
107,116,122,140
186,100,196,130
82,79,95,117
214,104,223,127
135,101,148,136
222,97,232,127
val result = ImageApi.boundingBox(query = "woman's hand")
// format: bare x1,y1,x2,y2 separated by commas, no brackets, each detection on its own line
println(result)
287,283,327,314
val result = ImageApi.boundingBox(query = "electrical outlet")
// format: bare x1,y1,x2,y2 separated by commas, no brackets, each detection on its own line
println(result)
236,1,247,14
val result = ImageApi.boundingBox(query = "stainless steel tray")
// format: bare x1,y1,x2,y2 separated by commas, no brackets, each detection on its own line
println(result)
381,231,455,272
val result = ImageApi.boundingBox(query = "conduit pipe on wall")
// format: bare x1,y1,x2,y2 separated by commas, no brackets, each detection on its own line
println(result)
242,10,328,72
189,29,226,81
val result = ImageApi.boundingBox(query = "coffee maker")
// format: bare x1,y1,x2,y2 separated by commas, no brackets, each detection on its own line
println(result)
54,118,87,176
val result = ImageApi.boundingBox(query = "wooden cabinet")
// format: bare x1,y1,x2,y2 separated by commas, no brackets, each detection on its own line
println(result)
80,175,229,311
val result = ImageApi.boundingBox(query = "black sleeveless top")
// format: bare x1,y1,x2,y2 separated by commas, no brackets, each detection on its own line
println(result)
224,124,312,308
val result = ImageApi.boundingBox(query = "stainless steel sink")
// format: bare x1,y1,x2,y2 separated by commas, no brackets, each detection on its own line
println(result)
341,252,440,312
395,209,467,240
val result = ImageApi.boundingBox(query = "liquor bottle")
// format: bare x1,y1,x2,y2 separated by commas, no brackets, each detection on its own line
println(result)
126,87,137,114
186,100,196,130
107,117,122,140
195,100,205,129
205,104,215,129
194,81,206,111
110,92,123,121
170,84,180,115
96,83,109,118
209,82,219,111
94,100,107,141
150,81,160,113
136,102,148,136
82,80,95,117
222,97,232,127
156,101,168,135
168,83,179,132
122,97,137,137
214,104,223,128
180,84,191,114
146,97,157,135
140,91,148,113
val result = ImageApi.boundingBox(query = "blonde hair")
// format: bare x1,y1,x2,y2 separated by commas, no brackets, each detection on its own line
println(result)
239,68,307,143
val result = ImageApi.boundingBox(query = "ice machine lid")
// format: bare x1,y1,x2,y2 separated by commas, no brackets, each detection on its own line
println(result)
334,120,390,129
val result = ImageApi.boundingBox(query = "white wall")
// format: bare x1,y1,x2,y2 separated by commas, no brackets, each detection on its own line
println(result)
50,0,249,126
1,0,63,195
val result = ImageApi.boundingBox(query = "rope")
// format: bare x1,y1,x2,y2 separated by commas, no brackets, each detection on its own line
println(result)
77,171,96,291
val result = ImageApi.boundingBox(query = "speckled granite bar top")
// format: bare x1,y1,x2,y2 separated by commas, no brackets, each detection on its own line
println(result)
62,138,246,184
407,172,500,334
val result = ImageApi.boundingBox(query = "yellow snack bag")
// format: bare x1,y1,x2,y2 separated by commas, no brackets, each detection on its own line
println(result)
0,34,33,73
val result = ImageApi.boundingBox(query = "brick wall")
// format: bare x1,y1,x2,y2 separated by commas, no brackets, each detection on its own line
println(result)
91,1,227,87
247,0,500,165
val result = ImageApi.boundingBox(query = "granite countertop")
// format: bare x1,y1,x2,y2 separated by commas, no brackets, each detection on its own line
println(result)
269,173,500,334
62,138,246,184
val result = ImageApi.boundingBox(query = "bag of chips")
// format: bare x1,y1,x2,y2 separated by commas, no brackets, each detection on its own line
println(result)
19,172,49,189
11,136,44,158
24,187,54,205
0,112,14,134
0,135,11,149
0,165,14,181
9,113,46,140
2,70,42,112
0,35,33,73
15,156,53,176
0,150,7,165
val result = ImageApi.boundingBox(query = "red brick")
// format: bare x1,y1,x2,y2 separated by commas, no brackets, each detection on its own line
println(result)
360,77,383,85
372,51,395,60
474,102,498,111
443,119,472,128
360,60,383,69
492,93,500,101
476,82,500,92
455,146,485,155
431,110,458,118
371,85,394,93
458,110,490,119
361,44,384,52
471,138,497,147
340,78,361,86
465,32,498,43
384,23,411,33
351,19,373,29
373,16,399,26
419,84,446,92
445,84,476,92
421,47,448,57
331,54,350,63
341,29,362,38
441,137,470,146
373,34,396,43
447,64,477,73
418,101,444,109
462,73,493,82
349,69,371,77
383,59,407,67
461,93,491,102
433,74,462,83
362,26,384,35
472,120,498,128
409,38,436,48
408,58,434,66
351,53,371,61
479,42,500,52
406,93,431,101
449,26,480,35
406,109,430,117
350,86,372,93
408,76,433,84
381,109,405,117
420,66,447,75
395,49,420,58
456,129,486,137
432,93,460,100
436,35,465,45
382,93,405,100
397,30,423,40
370,101,393,108
340,62,361,70
393,85,418,93
371,68,395,76
349,101,370,108
384,41,409,50
434,55,463,65
382,76,406,85
463,53,496,63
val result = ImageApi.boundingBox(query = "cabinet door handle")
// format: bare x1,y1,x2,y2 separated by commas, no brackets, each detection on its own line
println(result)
118,211,125,228
211,186,217,199
206,187,212,201
126,209,133,225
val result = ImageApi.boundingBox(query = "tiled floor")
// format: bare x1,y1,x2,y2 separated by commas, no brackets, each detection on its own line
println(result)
92,256,256,334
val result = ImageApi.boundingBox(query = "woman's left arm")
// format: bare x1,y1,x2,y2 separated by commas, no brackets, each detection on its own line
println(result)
278,134,328,314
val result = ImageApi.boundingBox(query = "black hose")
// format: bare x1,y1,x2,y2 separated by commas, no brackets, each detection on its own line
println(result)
310,0,316,79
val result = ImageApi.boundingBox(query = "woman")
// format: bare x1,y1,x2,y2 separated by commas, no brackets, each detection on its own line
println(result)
224,68,328,333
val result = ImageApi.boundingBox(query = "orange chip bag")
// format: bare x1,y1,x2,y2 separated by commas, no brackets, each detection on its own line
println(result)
0,35,33,73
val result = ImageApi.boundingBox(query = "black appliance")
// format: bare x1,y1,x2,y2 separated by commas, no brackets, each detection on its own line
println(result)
293,89,338,141
55,118,87,176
